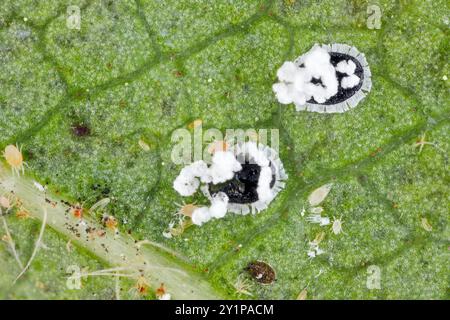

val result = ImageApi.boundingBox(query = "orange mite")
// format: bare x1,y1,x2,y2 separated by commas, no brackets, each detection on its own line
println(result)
102,215,118,230
155,283,166,297
71,205,83,219
3,144,25,176
135,276,149,295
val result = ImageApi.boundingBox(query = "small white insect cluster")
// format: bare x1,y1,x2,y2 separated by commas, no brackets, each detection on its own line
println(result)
301,183,344,258
173,142,287,226
305,183,333,229
273,43,372,113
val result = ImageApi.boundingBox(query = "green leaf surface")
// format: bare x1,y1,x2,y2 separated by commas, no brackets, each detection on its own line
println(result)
0,0,448,299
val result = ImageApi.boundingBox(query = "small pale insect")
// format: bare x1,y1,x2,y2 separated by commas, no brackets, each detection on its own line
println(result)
66,240,73,253
233,274,253,296
0,196,11,209
162,230,173,239
421,217,432,232
16,209,30,220
312,231,325,245
4,144,25,176
331,217,344,235
167,204,196,237
297,288,308,300
33,181,46,192
138,139,150,152
308,183,332,206
177,203,198,218
310,206,323,214
169,219,192,237
306,214,330,226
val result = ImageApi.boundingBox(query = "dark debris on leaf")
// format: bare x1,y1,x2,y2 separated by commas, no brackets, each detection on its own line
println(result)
246,260,276,284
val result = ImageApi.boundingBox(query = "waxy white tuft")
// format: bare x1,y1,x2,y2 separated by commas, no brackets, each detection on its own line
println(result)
273,43,372,113
172,142,287,226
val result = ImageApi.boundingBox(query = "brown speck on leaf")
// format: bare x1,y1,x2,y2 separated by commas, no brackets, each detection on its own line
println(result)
97,230,106,237
246,261,276,284
71,124,90,137
16,209,30,220
370,147,382,157
173,70,183,77
119,99,127,108
101,243,109,253
45,198,57,208
74,90,83,98
187,119,202,130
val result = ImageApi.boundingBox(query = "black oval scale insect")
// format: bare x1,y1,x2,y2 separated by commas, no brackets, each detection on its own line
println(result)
299,52,364,105
290,43,372,113
246,261,276,284
208,162,275,204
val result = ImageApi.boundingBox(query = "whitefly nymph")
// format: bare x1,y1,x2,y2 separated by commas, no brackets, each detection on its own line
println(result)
273,43,372,113
172,141,288,226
